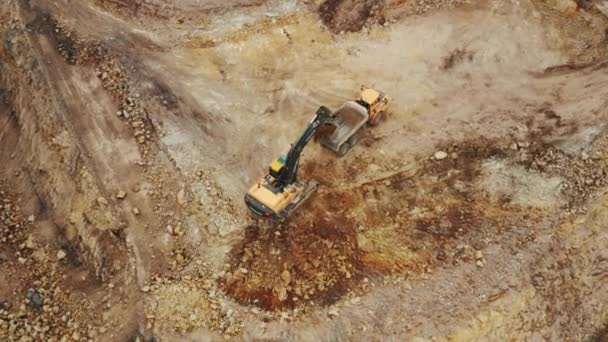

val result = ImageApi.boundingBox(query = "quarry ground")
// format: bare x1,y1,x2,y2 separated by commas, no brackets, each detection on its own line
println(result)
2,0,608,340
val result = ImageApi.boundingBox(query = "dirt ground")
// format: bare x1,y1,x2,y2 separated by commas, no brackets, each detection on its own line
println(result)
2,0,608,340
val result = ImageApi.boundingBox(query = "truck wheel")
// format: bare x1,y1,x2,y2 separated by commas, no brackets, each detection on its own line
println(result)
337,142,350,157
368,111,384,126
347,134,358,146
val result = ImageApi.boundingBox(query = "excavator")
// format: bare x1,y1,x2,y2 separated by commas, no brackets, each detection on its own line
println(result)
244,106,335,220
244,88,389,219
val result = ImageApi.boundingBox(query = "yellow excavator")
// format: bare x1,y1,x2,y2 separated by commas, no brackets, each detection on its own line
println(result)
244,88,389,219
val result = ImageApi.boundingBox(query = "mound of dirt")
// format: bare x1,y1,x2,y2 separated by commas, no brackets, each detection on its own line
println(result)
221,216,361,311
318,0,385,33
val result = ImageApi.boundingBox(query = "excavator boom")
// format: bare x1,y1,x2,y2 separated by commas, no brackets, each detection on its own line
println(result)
277,106,334,185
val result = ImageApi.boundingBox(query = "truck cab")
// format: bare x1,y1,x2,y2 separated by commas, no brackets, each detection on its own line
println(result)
357,88,389,126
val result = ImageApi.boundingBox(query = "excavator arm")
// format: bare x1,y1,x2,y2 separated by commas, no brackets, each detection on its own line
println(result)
275,106,334,186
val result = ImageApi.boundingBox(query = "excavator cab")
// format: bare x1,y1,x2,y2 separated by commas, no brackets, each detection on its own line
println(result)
269,155,286,178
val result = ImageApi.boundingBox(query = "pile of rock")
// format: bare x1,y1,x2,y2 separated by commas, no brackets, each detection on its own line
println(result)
0,189,23,244
144,274,244,338
96,60,154,147
525,139,608,207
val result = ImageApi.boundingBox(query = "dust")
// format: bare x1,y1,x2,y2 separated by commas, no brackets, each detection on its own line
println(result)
26,13,81,65
186,13,301,49
150,79,179,110
441,48,474,70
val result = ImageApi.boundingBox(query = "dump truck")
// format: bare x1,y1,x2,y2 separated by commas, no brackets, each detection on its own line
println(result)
319,87,390,157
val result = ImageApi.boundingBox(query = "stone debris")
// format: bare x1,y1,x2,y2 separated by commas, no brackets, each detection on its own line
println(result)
281,270,291,285
25,288,44,309
116,190,127,199
434,151,448,160
56,249,67,260
177,188,186,206
96,197,108,206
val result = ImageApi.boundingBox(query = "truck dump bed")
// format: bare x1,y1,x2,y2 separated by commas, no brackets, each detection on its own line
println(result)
320,101,369,152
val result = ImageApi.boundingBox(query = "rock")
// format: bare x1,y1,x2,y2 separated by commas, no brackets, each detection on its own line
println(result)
328,307,339,317
275,285,288,302
476,260,484,268
281,270,291,285
97,197,108,206
25,235,35,249
88,329,97,338
177,189,186,206
434,151,448,160
475,250,483,260
554,0,579,15
176,254,185,263
32,250,46,262
350,297,361,305
141,285,150,293
116,191,127,200
356,233,375,253
509,143,518,150
26,289,44,309
56,249,67,260
581,151,589,161
27,215,35,223
132,208,140,216
369,164,381,172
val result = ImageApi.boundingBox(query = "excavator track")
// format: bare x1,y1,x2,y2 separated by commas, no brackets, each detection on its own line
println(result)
282,180,319,218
